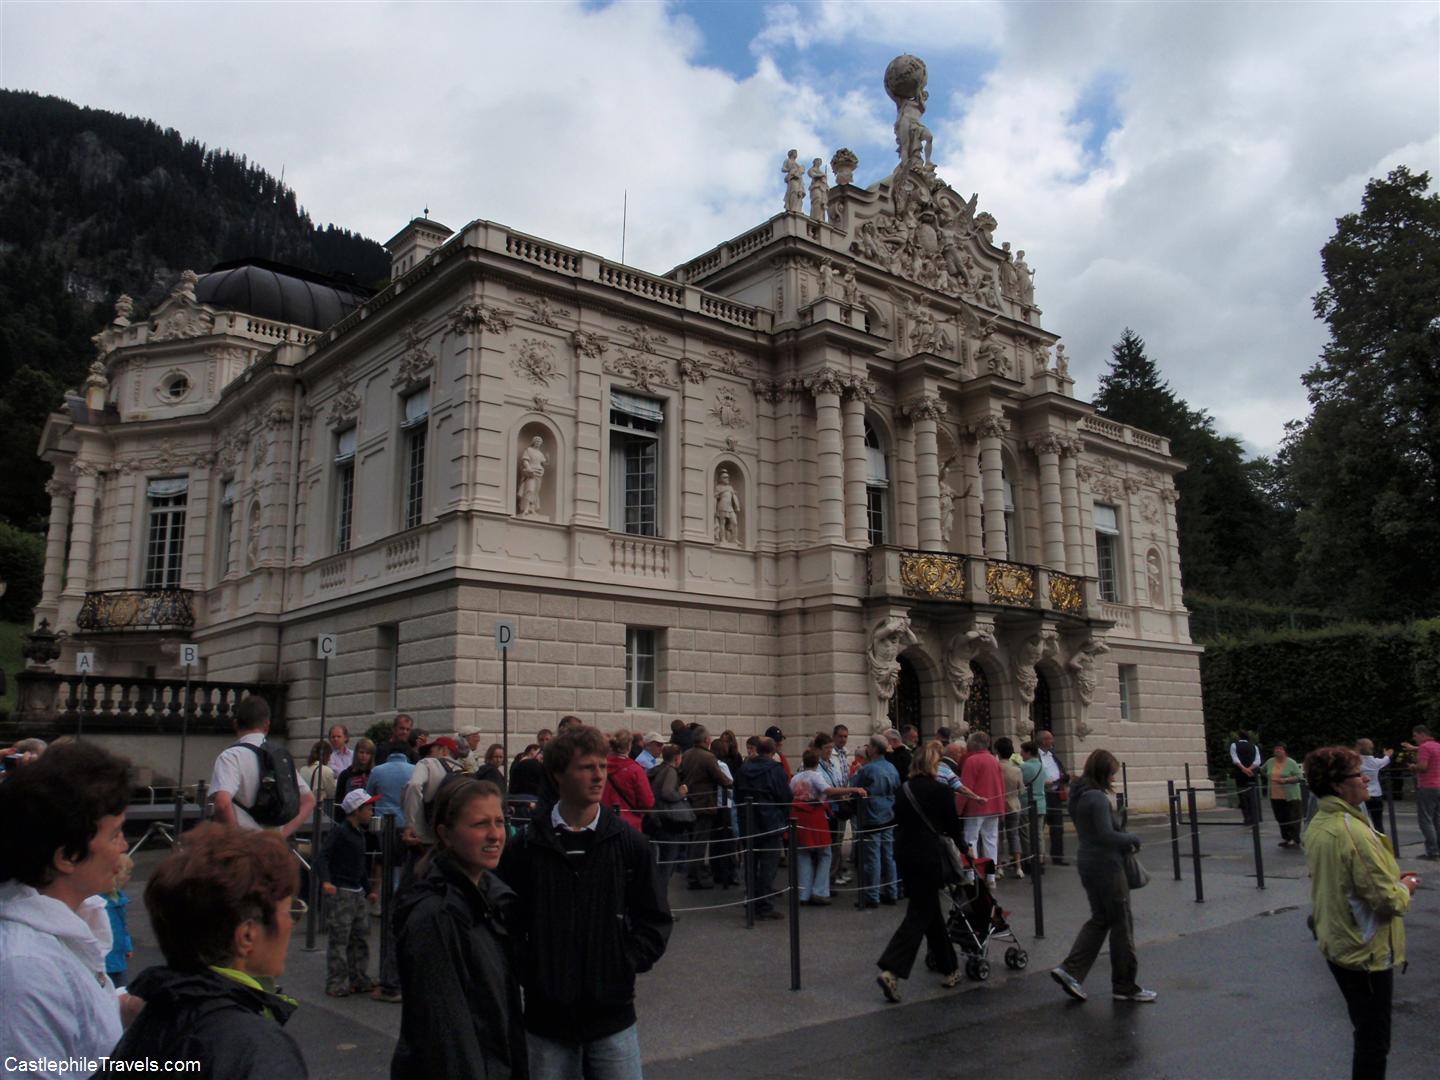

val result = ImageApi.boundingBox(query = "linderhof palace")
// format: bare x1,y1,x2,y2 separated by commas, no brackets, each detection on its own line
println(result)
23,57,1204,807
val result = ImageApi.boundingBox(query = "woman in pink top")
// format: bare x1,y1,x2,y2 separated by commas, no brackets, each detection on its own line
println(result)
958,731,1005,864
601,728,655,831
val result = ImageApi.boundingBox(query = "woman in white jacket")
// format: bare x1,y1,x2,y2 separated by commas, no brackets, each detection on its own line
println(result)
0,741,137,1076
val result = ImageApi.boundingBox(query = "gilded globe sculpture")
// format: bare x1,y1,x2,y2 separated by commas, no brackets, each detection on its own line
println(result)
884,54,928,105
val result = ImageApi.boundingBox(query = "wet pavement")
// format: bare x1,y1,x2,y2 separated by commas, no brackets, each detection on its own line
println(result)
115,801,1436,1079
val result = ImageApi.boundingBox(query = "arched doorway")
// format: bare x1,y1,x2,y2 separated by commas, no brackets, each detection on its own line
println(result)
967,660,992,734
1030,670,1053,734
889,654,923,737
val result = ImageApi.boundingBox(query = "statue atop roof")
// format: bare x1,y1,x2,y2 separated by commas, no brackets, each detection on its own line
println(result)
885,54,934,175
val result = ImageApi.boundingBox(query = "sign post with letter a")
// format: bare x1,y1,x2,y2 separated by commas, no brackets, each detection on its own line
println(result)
74,652,96,740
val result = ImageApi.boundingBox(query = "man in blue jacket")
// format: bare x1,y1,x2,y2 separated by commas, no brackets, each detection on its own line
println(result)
734,736,793,921
855,733,900,908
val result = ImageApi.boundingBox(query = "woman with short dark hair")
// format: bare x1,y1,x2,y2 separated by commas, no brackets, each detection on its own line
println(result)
0,742,135,1067
1050,748,1153,1003
1303,745,1418,1080
106,823,308,1076
392,778,527,1078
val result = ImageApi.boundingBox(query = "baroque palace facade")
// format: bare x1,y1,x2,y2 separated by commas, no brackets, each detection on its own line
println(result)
30,57,1203,806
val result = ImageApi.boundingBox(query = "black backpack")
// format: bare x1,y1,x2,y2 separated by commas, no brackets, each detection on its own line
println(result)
234,739,302,827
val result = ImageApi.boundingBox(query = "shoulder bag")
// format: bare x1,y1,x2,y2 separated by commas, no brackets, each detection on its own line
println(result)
902,781,966,885
1124,847,1149,889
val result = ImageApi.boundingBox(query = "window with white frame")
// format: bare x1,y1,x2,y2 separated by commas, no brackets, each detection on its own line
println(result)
609,391,663,536
864,421,889,546
1117,663,1139,720
216,479,237,578
625,627,657,709
335,426,356,552
1002,466,1016,559
1095,503,1121,602
401,387,429,531
144,477,188,589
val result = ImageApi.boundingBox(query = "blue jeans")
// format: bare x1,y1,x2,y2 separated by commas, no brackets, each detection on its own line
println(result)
529,1024,642,1080
859,825,896,903
796,846,832,900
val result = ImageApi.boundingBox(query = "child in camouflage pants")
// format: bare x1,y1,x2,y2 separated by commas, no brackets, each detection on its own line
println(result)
321,790,379,996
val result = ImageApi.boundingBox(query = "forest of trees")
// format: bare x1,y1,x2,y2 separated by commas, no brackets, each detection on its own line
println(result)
0,90,391,532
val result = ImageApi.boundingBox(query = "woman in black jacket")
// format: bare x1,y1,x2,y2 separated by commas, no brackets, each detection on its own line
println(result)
391,778,527,1079
1049,748,1154,1003
876,741,965,1002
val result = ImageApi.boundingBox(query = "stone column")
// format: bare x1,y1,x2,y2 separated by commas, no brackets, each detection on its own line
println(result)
62,462,99,598
1029,432,1067,569
806,368,847,542
895,422,917,549
1060,438,1083,574
679,365,708,542
841,378,872,545
973,414,1010,559
963,434,983,556
906,394,946,552
1162,484,1183,608
40,475,74,610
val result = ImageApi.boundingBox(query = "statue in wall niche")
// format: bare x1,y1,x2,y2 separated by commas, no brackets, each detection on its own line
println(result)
1067,637,1111,706
840,265,859,307
869,615,918,709
517,436,549,517
713,468,741,545
808,158,829,221
831,148,859,186
1055,343,1070,378
1012,249,1035,307
782,150,806,214
1146,549,1165,606
939,481,957,545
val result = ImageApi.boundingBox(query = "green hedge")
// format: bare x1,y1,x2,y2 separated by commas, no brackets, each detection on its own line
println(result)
1186,591,1340,643
0,523,44,624
1201,619,1440,773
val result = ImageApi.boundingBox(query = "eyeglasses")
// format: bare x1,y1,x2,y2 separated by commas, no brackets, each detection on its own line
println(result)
1340,773,1364,781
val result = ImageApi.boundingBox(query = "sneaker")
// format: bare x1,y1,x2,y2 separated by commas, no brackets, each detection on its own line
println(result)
1050,967,1087,1001
1113,988,1158,1003
325,986,351,998
370,986,402,1004
349,978,376,994
941,970,962,989
877,970,901,1003
855,899,878,910
808,896,832,906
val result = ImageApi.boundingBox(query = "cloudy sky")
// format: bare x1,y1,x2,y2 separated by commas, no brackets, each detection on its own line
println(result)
2,0,1436,454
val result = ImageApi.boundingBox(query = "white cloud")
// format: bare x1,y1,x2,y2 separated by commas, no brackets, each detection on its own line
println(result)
2,0,1436,453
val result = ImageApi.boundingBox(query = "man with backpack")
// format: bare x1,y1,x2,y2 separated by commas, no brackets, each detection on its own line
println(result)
209,696,314,836
400,737,468,851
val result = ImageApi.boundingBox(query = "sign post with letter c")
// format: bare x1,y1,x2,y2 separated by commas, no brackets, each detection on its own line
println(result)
496,621,517,771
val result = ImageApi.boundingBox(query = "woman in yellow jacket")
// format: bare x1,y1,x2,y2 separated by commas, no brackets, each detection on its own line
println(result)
1303,746,1420,1080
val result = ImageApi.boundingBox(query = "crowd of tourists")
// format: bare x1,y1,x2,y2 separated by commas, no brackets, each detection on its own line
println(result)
0,714,1432,1080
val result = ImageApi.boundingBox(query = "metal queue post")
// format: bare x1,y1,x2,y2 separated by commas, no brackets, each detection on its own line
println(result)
1167,780,1183,881
305,632,338,952
786,820,801,991
743,798,756,929
74,650,96,741
1187,784,1205,902
496,621,515,774
1026,789,1044,938
379,812,398,989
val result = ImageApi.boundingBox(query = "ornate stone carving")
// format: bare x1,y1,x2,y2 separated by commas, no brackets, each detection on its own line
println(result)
808,158,829,221
605,351,673,392
1067,637,1110,706
840,265,860,307
902,393,946,424
150,293,215,342
831,148,859,186
451,302,515,336
939,481,956,545
326,366,361,427
679,356,708,383
900,552,966,598
1012,250,1035,307
1015,630,1058,705
391,322,436,388
707,349,748,376
782,149,806,213
617,324,670,355
974,317,1012,377
70,461,100,479
252,435,267,470
264,404,292,429
710,385,749,429
815,257,836,299
714,467,741,544
945,627,997,703
1123,477,1142,495
1031,342,1051,373
517,436,549,517
1028,432,1067,457
1054,343,1070,378
515,295,571,329
571,328,610,360
886,54,934,171
1089,473,1125,501
974,212,997,245
843,376,876,403
969,413,1009,441
512,337,562,386
531,394,549,414
754,379,788,404
804,366,846,397
1140,494,1161,524
868,615,918,711
112,294,134,326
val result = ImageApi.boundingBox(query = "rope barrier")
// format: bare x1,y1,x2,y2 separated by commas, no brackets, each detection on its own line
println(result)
671,887,792,913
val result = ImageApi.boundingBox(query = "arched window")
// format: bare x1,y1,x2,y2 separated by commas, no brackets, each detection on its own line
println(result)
864,421,889,546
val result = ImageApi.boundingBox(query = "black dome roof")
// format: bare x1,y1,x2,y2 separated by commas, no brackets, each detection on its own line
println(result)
195,259,371,331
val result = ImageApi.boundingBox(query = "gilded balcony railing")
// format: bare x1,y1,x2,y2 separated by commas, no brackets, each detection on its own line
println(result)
77,588,196,632
899,552,967,599
985,561,1037,606
1049,571,1084,614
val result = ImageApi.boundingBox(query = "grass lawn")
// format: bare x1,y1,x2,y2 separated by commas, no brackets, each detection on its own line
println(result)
0,620,25,715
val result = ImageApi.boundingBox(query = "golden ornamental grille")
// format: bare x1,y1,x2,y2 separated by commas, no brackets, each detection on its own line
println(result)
899,552,967,599
985,561,1036,606
1049,572,1084,614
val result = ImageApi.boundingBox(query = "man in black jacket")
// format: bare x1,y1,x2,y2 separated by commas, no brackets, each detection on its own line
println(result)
734,737,793,920
498,725,671,1079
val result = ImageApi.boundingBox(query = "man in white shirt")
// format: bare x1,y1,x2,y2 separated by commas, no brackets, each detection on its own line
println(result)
210,696,314,837
1036,729,1069,865
327,724,353,775
401,738,465,848
635,731,665,773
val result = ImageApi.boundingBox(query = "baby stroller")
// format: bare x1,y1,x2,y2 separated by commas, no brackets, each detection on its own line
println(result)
925,851,1029,981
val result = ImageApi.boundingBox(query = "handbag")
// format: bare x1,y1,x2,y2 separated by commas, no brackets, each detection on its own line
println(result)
1124,849,1149,890
902,782,967,885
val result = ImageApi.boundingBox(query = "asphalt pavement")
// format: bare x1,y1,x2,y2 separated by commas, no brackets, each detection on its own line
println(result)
115,801,1436,1079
